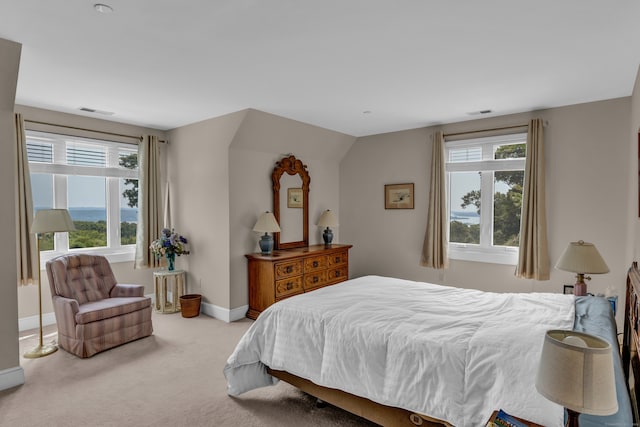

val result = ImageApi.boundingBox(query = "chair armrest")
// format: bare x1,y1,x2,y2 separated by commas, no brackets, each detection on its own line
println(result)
110,284,145,298
51,295,79,336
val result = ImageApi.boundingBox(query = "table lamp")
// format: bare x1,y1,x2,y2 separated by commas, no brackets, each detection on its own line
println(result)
536,330,617,427
555,240,609,296
253,211,280,255
24,209,76,358
317,209,338,246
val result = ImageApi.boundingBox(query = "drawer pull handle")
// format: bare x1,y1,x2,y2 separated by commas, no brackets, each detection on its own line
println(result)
335,271,340,277
312,261,319,267
286,282,293,290
335,257,340,263
286,266,293,273
313,276,319,283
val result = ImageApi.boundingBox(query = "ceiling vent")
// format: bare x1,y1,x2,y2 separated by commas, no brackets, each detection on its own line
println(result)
467,109,493,116
79,107,115,116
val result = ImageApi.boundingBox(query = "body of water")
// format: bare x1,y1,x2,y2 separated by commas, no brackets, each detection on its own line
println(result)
36,207,138,223
451,210,479,225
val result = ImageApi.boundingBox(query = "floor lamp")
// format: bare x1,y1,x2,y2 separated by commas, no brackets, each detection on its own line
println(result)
24,209,75,359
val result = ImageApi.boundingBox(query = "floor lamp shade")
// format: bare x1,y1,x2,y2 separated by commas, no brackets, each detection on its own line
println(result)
24,209,75,359
536,330,617,416
31,209,76,233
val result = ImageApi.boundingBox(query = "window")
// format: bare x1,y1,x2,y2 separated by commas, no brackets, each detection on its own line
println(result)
445,133,526,264
27,130,139,263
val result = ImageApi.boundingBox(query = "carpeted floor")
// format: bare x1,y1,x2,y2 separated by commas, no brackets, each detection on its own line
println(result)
0,312,376,427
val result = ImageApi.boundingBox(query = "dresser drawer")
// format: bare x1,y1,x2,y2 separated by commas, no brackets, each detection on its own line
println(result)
275,260,303,279
304,270,327,289
275,276,303,299
327,266,348,283
304,255,327,272
328,251,348,267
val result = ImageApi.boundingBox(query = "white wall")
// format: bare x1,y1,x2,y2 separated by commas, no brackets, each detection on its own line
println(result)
341,98,632,326
228,109,355,309
0,37,21,379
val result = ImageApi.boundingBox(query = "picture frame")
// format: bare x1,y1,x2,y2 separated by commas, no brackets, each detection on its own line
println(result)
287,188,303,208
385,183,414,209
563,284,574,295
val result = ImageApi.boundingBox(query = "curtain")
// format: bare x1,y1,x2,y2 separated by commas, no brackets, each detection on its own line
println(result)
515,118,549,279
421,131,448,269
135,135,162,269
15,113,39,286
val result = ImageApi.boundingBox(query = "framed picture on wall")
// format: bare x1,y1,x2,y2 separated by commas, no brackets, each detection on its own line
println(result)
385,183,414,209
288,188,303,208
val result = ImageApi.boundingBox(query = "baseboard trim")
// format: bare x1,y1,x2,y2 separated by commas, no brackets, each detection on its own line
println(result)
19,299,248,329
200,301,248,323
0,366,25,391
18,312,57,332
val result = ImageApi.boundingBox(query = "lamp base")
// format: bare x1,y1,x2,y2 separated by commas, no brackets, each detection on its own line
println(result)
258,233,274,255
322,227,333,246
23,343,58,359
574,282,587,296
565,408,580,427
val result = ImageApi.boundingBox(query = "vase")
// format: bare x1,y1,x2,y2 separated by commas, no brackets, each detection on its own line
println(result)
166,252,176,271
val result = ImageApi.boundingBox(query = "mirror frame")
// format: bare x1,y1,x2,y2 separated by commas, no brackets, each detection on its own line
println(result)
272,155,310,250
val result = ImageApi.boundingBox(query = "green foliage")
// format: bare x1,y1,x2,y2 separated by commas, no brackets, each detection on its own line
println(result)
119,153,138,208
39,221,137,251
450,220,480,244
121,221,137,245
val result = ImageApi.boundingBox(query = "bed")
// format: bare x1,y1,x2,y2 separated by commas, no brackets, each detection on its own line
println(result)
225,275,633,426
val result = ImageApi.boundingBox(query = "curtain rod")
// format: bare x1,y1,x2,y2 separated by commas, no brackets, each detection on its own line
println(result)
24,119,167,143
443,123,529,138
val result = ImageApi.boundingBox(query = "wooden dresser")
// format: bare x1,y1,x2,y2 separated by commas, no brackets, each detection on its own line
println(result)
245,244,352,319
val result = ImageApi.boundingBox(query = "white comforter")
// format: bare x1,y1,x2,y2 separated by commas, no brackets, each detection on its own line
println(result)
224,276,575,426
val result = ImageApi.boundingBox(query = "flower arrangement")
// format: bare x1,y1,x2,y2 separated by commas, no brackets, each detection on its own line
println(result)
150,228,190,258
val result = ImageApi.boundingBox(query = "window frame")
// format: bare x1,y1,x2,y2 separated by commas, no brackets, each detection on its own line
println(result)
27,131,139,266
445,133,527,265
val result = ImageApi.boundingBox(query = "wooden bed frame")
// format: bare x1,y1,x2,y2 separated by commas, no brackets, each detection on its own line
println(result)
266,368,451,426
623,261,640,424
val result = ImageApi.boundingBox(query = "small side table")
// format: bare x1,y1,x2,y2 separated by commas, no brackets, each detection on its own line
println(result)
153,270,186,314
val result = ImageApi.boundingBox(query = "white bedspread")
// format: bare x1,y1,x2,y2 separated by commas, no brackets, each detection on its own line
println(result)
224,275,575,426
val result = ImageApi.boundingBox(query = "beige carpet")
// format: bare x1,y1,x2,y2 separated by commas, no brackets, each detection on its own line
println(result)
0,312,376,427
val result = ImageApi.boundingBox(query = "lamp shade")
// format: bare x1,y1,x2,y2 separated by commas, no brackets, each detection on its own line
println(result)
317,210,338,228
252,211,281,233
536,330,617,416
555,240,609,274
31,209,76,234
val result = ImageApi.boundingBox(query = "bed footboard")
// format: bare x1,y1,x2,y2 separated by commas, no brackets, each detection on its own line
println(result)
267,368,452,427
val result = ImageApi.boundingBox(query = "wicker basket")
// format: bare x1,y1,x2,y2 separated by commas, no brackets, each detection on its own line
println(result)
179,294,201,318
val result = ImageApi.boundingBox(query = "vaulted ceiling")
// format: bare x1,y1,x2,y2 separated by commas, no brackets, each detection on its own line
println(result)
1,1,639,136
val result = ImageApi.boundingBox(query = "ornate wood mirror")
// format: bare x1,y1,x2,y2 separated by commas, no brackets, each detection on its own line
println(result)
272,155,310,250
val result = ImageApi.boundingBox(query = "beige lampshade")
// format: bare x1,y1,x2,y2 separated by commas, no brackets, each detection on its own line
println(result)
252,211,281,233
536,330,617,415
31,209,76,234
555,240,609,274
317,210,338,228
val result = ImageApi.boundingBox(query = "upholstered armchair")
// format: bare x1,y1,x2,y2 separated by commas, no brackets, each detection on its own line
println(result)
46,254,153,358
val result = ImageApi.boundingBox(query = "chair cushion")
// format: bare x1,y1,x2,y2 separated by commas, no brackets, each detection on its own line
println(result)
48,254,117,304
75,297,151,325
